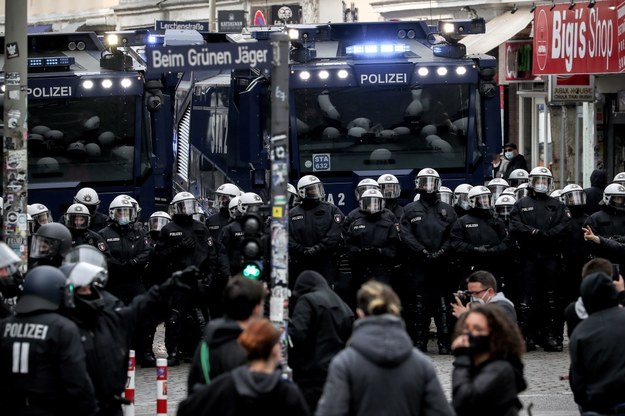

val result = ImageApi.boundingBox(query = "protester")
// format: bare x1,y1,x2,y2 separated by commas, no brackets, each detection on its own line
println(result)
178,319,310,416
316,281,453,416
451,304,527,416
451,270,517,322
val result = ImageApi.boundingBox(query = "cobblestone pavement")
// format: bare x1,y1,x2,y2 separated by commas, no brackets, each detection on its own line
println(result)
131,326,578,415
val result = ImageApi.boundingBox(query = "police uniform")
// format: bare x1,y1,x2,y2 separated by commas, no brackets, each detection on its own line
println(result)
583,205,625,270
0,312,97,415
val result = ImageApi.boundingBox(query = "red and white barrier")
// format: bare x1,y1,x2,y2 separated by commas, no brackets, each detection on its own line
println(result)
123,350,136,416
156,358,168,416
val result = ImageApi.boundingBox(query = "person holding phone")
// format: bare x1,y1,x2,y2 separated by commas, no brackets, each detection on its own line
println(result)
451,304,527,416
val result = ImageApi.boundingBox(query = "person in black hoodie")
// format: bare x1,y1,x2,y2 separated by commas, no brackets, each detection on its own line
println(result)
569,272,625,414
501,143,528,181
316,281,452,416
451,304,527,416
187,276,265,392
178,318,310,416
583,168,607,215
289,270,354,412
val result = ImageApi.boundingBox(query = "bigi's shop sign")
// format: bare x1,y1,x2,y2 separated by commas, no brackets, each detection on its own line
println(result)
533,0,625,74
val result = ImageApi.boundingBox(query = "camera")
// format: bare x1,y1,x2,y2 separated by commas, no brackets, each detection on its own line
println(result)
454,290,471,306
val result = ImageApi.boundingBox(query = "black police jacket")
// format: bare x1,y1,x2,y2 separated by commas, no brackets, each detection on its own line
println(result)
400,196,457,255
344,209,399,261
217,221,244,277
206,210,231,241
450,210,510,256
98,222,151,279
289,201,344,257
0,311,97,416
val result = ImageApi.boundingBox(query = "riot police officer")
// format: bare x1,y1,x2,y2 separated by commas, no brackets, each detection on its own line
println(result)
487,178,509,206
155,192,217,365
344,189,399,303
0,242,23,318
289,175,344,286
72,187,110,232
450,186,510,288
377,173,404,219
494,194,516,227
287,183,302,208
452,183,473,217
28,203,53,233
508,168,529,188
65,203,110,254
509,167,570,352
399,168,457,354
0,266,97,415
29,222,73,268
342,178,382,234
205,183,242,241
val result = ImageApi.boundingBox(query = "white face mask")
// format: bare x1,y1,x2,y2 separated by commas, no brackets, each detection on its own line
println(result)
534,184,549,194
504,151,514,160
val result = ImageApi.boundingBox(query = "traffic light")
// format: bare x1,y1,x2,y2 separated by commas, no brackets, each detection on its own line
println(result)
240,212,264,279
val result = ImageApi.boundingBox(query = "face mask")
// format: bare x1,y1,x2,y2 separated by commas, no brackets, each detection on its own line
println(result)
468,334,491,353
534,184,548,194
504,151,514,160
459,201,470,210
118,217,130,226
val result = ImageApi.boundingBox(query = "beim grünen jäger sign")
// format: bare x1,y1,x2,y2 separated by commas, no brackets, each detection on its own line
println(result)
146,43,272,73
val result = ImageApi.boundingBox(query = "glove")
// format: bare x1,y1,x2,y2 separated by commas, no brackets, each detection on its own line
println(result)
304,246,320,256
421,249,431,258
531,229,547,239
364,247,382,255
160,275,192,295
430,249,445,260
181,237,196,249
174,266,201,286
474,246,489,254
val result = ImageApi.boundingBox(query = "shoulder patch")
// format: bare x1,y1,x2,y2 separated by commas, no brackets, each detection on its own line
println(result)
97,242,106,251
334,214,342,223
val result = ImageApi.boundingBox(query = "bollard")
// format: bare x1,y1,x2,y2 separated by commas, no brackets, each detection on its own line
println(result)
156,358,168,416
123,350,136,416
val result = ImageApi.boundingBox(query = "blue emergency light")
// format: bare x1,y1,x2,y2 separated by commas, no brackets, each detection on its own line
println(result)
27,56,75,69
346,43,411,57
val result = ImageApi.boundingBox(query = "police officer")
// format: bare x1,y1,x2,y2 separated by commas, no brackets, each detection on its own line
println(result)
147,211,172,243
206,183,242,241
507,168,530,188
377,173,404,219
486,178,509,206
342,178,382,234
29,222,73,268
287,183,302,209
344,189,399,301
450,186,510,289
98,195,151,306
289,175,344,287
27,203,53,232
71,187,110,232
65,203,110,254
452,183,473,217
509,167,570,352
399,168,457,354
62,260,195,415
0,266,97,415
583,183,625,271
494,194,516,228
0,242,23,318
155,192,217,365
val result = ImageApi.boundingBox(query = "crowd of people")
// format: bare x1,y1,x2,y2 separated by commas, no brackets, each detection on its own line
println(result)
2,142,625,414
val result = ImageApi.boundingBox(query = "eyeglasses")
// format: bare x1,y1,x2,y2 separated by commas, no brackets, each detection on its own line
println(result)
466,288,488,296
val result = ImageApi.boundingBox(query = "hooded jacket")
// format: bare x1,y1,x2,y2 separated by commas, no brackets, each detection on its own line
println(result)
177,366,310,416
316,314,452,416
187,317,246,392
289,271,354,385
569,272,625,413
584,169,607,215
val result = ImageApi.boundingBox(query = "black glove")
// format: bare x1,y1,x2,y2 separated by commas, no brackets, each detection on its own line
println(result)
531,229,547,239
363,247,382,255
160,275,192,295
304,246,320,256
421,249,431,258
430,249,445,260
174,266,201,286
181,236,196,249
474,246,489,254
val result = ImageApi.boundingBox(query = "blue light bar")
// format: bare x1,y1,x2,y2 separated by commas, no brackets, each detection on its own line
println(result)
28,56,75,68
346,43,411,56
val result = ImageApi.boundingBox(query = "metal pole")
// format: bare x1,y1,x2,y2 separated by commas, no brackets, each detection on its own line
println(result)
269,32,290,377
210,0,217,32
3,0,29,263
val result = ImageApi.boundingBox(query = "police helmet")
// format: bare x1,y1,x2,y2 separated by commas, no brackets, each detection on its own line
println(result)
528,167,553,194
468,186,492,210
28,203,53,227
109,195,137,225
453,184,473,208
487,178,509,199
359,189,385,214
377,174,401,199
415,168,440,193
508,169,530,187
515,183,530,199
65,262,108,289
550,189,563,201
121,195,141,216
74,187,101,214
238,192,263,214
439,186,453,205
494,195,516,220
613,172,625,185
0,242,23,279
215,183,242,209
501,187,516,197
64,203,91,230
297,175,325,201
287,183,301,208
561,184,586,207
228,196,242,219
148,211,171,232
355,178,380,201
603,183,625,208
30,223,73,260
63,244,108,272
169,192,198,217
27,213,35,234
15,266,73,314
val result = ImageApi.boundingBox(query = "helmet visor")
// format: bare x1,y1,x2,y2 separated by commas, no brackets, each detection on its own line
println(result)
148,216,170,232
30,235,62,259
33,212,52,226
564,190,586,206
63,246,108,270
610,195,625,208
171,200,199,216
509,178,529,187
65,213,90,230
530,176,551,193
359,197,384,214
356,185,379,201
439,192,453,205
112,207,136,225
415,176,440,193
473,194,492,209
487,185,506,197
496,205,513,219
302,183,325,200
379,183,400,199
216,194,232,209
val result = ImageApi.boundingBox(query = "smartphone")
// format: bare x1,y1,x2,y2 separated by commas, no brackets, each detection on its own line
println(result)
613,264,620,281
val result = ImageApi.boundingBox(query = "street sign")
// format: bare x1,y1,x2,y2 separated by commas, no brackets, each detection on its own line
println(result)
146,42,272,72
155,20,209,32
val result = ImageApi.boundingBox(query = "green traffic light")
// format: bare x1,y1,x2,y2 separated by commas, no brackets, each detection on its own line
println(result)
242,263,261,279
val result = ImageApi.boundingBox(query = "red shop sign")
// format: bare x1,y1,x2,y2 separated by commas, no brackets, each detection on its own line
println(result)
533,0,625,75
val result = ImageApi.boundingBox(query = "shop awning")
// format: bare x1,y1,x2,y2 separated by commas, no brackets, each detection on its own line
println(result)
460,9,533,55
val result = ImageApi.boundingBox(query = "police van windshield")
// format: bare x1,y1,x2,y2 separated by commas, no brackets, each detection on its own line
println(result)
295,84,470,173
18,96,140,184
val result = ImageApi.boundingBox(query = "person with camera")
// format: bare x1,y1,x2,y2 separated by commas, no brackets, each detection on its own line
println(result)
451,304,527,416
451,270,516,323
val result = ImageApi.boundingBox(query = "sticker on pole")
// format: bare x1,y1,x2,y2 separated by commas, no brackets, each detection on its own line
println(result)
312,154,331,171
